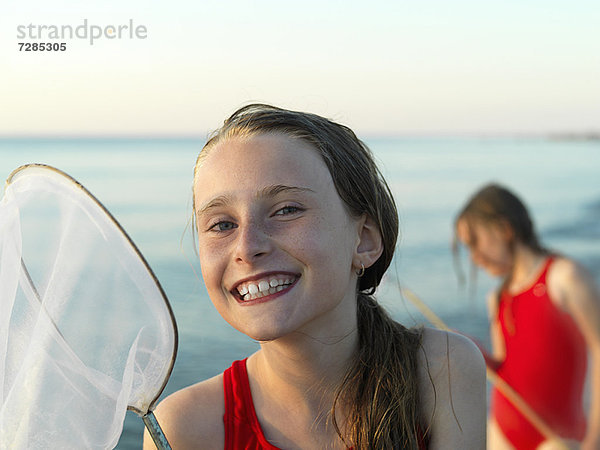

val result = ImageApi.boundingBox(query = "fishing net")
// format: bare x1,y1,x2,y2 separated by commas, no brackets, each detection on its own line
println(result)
0,164,177,449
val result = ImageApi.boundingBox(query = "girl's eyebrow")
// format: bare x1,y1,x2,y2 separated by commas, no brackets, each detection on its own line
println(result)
196,184,315,216
258,184,315,198
197,194,232,216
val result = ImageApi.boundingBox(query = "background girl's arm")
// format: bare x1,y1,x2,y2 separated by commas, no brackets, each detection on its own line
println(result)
551,258,600,450
486,290,506,371
418,328,487,449
452,291,505,371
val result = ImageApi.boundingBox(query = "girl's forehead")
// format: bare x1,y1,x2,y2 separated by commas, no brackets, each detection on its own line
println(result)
457,216,487,238
194,134,337,200
458,215,506,241
199,135,329,178
456,218,474,242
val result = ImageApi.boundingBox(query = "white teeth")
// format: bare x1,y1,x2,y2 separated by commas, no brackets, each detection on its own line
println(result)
236,276,296,301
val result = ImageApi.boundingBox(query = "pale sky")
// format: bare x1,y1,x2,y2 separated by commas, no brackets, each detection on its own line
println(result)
1,0,599,136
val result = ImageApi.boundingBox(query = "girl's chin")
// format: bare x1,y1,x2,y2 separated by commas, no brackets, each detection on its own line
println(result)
485,266,509,277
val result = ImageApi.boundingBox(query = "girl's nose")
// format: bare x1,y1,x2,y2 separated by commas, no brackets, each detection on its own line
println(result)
470,250,484,267
233,220,272,263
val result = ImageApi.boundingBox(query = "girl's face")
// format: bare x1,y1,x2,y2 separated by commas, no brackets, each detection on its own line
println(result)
193,133,362,341
456,217,513,277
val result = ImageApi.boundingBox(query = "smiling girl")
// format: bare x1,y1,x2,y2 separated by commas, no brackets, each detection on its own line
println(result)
145,104,486,449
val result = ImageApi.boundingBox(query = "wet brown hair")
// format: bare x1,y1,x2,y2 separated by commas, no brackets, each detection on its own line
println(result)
453,183,548,287
194,104,424,448
455,183,544,251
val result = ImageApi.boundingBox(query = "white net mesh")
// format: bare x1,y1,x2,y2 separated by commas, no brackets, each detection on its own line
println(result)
0,165,177,449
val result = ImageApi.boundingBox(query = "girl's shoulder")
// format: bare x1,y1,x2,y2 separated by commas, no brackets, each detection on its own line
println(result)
547,255,587,283
547,255,595,309
417,328,487,448
143,373,225,450
547,255,600,328
417,327,484,383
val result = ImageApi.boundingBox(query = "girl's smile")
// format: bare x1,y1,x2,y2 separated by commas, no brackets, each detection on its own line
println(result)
232,271,300,303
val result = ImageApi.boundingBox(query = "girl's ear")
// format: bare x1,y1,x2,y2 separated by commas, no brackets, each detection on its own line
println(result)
353,215,384,270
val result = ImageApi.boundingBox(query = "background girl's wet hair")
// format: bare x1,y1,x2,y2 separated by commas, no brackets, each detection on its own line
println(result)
194,104,425,447
452,183,549,294
455,183,546,254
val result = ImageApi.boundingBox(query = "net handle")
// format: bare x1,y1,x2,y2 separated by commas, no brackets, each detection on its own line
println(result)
143,411,172,450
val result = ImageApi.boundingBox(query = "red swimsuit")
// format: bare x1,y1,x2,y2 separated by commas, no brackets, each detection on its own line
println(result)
223,359,428,449
492,257,587,448
223,359,279,450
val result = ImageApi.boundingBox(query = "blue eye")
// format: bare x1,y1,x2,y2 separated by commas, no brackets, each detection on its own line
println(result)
275,205,300,216
209,221,237,232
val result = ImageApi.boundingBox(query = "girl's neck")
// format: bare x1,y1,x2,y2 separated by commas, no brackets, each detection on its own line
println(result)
246,329,358,447
248,289,360,404
507,243,546,293
252,326,358,400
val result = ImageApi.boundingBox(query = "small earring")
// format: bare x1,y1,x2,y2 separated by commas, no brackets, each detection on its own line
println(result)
356,263,365,277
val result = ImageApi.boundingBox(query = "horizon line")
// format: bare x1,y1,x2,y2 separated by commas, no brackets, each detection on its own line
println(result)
0,130,599,141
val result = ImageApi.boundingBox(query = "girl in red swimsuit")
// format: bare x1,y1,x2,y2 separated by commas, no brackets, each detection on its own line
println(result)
144,104,486,449
455,184,600,450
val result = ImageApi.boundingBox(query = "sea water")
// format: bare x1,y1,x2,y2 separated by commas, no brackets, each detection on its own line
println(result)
1,137,599,448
